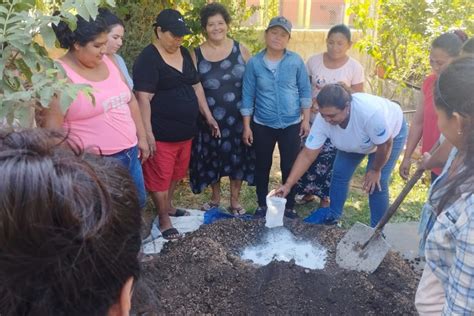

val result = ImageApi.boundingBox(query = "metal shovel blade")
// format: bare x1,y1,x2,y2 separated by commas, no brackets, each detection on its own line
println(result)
336,222,390,273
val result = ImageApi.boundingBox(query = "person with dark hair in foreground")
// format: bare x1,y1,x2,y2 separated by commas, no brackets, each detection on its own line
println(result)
0,128,141,316
273,84,406,227
462,37,474,56
415,57,474,315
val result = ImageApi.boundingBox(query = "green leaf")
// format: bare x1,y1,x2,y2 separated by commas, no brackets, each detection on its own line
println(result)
4,14,24,25
0,6,9,15
6,33,30,44
38,85,54,107
31,73,51,87
5,90,32,102
76,4,90,21
15,58,33,82
0,58,5,76
59,89,75,112
62,12,77,31
39,25,56,48
85,0,99,19
14,0,34,12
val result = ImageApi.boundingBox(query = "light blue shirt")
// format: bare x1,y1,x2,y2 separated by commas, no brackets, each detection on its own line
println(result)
114,54,133,89
241,49,311,129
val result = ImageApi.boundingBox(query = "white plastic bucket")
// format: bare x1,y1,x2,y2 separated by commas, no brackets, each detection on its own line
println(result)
265,196,286,228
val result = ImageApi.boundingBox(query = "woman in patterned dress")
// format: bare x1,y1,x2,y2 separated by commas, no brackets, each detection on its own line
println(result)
190,3,255,215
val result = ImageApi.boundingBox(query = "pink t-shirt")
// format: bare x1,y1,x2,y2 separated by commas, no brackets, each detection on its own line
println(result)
306,53,365,98
58,56,137,155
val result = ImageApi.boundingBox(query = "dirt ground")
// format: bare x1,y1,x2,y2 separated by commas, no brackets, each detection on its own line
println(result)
132,218,420,315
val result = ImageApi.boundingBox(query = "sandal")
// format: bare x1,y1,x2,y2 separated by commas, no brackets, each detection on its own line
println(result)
161,227,181,240
201,201,220,211
320,197,330,208
228,206,247,216
295,194,317,205
169,208,190,217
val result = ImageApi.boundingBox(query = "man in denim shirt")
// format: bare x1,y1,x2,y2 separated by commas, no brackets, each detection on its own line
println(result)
241,16,312,218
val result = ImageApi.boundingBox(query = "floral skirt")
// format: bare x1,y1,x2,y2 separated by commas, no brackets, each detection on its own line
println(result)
296,138,336,199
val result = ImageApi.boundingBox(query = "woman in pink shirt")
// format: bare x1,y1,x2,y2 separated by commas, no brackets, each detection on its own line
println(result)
42,14,149,208
399,31,466,183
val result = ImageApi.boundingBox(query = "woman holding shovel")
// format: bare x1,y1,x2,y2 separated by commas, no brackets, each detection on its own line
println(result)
273,83,407,227
415,57,474,315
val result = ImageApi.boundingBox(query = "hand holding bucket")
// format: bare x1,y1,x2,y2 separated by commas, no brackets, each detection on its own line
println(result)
265,195,286,228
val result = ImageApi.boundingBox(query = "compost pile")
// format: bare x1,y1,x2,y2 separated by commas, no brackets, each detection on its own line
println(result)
133,219,419,315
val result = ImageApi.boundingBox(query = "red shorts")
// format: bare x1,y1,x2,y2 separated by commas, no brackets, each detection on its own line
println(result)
142,139,192,192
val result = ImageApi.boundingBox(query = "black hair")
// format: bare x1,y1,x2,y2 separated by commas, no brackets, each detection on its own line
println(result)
433,56,474,214
98,8,124,32
316,83,352,110
200,2,231,30
431,31,467,57
0,128,141,315
462,37,474,55
52,13,108,49
327,24,351,42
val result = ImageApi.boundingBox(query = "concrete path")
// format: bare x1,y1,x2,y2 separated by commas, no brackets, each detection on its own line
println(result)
384,221,425,272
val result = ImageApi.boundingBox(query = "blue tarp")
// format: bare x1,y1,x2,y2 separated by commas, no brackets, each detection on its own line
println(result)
203,207,253,225
203,207,340,225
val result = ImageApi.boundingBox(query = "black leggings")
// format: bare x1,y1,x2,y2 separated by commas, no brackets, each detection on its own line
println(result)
252,122,301,209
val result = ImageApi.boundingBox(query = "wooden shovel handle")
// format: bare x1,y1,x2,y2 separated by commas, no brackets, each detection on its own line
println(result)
374,168,425,232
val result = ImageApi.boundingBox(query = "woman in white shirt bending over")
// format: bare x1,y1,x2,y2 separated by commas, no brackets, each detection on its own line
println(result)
274,83,407,227
296,24,364,207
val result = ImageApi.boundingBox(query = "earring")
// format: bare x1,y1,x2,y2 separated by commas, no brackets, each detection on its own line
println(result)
458,130,463,135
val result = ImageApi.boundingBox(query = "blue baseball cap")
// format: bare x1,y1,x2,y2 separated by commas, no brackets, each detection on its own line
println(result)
266,16,292,34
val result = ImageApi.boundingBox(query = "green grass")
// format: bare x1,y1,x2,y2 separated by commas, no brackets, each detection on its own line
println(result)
165,155,428,229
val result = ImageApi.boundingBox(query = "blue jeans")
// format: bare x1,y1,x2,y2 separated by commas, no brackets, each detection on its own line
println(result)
329,120,407,227
110,146,147,209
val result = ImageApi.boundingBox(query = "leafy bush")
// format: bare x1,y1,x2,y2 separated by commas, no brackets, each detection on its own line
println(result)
349,0,474,89
179,0,262,52
116,0,264,69
0,0,113,129
113,0,169,69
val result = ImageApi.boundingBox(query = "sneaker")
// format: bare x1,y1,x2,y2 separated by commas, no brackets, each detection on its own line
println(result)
303,207,339,225
253,206,267,218
284,208,299,219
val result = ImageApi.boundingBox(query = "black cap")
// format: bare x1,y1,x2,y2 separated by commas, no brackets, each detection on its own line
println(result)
153,9,191,36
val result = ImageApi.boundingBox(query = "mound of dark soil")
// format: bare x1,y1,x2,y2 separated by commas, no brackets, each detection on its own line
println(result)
133,219,419,315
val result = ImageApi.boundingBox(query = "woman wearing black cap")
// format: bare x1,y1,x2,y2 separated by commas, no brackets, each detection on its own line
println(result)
133,9,220,240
